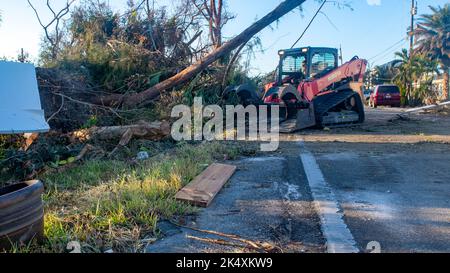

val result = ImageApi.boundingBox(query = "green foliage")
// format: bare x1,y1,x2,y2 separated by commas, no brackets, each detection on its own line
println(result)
415,4,450,69
0,136,9,160
415,4,450,99
393,49,439,105
0,135,24,183
81,116,99,129
0,135,83,183
33,141,252,253
35,0,253,114
373,64,399,85
39,1,192,97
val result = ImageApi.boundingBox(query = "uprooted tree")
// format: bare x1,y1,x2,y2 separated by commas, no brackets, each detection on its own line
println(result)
20,0,307,160
96,0,308,108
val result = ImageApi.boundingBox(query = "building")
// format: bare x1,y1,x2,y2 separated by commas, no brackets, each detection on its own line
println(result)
432,73,449,99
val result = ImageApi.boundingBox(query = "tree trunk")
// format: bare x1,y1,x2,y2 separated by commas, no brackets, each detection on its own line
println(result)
96,0,307,108
69,121,171,143
443,68,449,101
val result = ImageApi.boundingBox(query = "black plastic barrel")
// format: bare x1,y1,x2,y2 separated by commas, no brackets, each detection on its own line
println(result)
0,180,44,250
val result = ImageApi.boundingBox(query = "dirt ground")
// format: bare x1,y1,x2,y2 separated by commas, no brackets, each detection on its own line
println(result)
293,106,450,143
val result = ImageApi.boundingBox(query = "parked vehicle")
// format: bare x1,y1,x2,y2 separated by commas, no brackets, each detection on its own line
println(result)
369,85,401,108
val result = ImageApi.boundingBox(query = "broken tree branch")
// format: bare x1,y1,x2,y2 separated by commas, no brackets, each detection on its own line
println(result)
69,121,171,144
186,235,254,251
27,0,76,60
221,41,248,91
96,0,307,108
169,220,281,253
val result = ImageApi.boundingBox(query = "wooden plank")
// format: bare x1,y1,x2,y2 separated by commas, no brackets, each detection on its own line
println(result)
175,163,237,207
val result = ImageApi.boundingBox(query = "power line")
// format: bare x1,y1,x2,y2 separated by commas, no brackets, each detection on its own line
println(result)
319,11,339,32
372,43,405,64
367,37,408,62
291,0,327,49
371,42,407,66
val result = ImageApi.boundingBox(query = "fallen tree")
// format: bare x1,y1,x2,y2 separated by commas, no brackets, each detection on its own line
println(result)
69,120,171,157
69,121,171,143
96,0,307,108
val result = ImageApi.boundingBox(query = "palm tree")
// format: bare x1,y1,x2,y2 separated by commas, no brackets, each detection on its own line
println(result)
394,49,414,104
374,62,399,85
415,4,450,100
394,49,439,104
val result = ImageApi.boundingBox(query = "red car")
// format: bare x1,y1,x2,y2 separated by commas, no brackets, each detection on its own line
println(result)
369,85,401,108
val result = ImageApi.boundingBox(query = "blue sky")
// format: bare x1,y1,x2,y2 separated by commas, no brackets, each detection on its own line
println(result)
0,0,447,75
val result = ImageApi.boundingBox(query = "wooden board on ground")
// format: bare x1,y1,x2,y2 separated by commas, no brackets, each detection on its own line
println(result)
175,163,237,207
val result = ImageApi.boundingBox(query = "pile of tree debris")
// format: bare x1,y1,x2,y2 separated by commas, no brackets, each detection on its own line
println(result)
0,120,171,184
37,68,96,131
1,0,309,184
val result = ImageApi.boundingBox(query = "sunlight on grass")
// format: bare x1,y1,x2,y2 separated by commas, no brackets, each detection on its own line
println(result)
28,141,253,253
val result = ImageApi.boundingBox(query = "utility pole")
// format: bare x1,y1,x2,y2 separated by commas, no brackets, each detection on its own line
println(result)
409,0,417,56
406,0,417,105
19,48,25,63
339,45,344,65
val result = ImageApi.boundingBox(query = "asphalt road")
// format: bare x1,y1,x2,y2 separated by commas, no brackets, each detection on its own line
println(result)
310,142,450,253
147,155,325,253
295,107,450,253
147,107,450,253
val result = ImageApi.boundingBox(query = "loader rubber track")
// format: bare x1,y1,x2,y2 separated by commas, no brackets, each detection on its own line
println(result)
313,90,365,127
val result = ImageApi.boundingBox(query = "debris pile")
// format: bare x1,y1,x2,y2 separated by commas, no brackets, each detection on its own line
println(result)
37,68,96,132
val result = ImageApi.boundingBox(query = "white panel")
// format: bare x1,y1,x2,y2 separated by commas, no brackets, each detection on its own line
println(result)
0,61,50,134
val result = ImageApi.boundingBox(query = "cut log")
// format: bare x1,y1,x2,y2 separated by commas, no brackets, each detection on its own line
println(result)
96,0,307,107
69,121,171,143
67,121,170,157
176,163,237,207
22,133,40,152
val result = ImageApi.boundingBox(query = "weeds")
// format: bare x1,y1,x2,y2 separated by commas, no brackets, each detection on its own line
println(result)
15,141,256,253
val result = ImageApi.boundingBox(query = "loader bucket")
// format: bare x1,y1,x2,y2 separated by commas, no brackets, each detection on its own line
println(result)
279,104,316,133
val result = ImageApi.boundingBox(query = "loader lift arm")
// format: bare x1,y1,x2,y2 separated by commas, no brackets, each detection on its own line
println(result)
299,56,367,102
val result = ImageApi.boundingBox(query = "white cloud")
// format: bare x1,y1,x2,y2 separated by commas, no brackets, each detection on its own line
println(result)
367,0,381,6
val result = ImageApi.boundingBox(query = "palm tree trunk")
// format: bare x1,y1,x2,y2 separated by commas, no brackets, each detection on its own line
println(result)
443,68,449,101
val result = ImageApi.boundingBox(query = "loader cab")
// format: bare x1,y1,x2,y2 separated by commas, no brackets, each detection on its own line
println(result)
277,47,339,85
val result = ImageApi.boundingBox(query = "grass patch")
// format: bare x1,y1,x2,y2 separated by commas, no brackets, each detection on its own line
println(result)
18,141,256,253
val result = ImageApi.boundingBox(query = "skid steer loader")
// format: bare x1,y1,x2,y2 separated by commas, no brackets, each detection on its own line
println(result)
225,47,367,133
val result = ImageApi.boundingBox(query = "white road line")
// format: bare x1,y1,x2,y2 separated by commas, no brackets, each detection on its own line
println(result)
298,140,359,253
